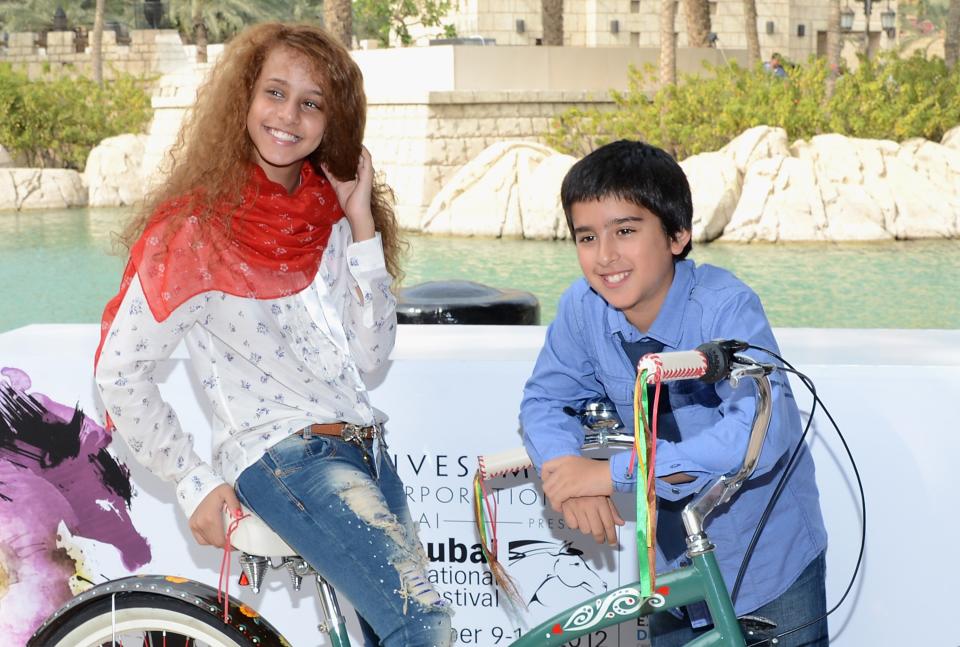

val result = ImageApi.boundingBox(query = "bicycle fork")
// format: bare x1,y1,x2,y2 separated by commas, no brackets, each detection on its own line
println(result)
241,553,352,646
316,573,350,647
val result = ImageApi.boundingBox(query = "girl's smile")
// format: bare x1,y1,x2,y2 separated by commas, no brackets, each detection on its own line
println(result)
246,46,327,193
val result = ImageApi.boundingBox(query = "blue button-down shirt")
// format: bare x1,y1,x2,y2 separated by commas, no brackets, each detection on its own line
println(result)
521,259,827,621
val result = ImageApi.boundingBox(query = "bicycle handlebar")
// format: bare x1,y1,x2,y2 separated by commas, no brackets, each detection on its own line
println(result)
478,342,753,481
478,341,776,542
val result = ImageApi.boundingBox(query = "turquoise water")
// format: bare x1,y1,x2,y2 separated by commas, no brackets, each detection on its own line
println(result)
2,207,959,332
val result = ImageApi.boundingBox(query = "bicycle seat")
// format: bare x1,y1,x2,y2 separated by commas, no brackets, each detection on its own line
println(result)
224,506,298,558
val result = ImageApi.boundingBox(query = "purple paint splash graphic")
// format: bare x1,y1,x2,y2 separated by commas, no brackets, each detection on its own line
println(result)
0,367,151,645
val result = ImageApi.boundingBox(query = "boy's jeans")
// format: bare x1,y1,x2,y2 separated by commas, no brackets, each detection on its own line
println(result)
650,550,828,647
235,431,452,647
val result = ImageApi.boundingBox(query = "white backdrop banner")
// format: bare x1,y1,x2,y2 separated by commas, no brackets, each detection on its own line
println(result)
1,324,958,647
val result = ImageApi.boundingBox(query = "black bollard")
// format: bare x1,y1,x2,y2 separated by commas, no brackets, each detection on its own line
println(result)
397,280,539,325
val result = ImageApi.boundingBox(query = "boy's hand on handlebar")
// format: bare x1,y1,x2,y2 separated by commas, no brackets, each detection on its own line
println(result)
561,496,625,546
542,455,613,511
189,483,242,549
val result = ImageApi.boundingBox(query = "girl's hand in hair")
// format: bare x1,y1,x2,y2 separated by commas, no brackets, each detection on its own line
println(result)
323,147,375,243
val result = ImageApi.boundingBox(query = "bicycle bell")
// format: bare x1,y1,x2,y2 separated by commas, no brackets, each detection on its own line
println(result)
576,398,624,432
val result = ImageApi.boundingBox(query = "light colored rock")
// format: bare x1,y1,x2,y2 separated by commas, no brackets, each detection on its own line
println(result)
719,125,790,174
680,151,741,242
806,135,891,183
722,132,958,242
883,155,958,239
723,157,780,242
821,184,891,241
421,141,561,238
941,125,960,150
725,156,831,242
0,169,87,210
518,153,577,240
83,134,149,207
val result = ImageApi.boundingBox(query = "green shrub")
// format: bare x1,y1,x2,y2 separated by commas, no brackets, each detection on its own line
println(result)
0,64,153,169
547,53,960,160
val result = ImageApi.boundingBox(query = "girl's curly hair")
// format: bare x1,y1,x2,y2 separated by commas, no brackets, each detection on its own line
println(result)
123,22,402,281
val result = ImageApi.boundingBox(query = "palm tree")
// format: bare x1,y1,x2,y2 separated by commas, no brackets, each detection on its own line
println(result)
825,0,842,99
660,0,678,86
743,0,760,67
325,0,353,49
541,0,564,46
681,0,711,47
192,2,208,63
166,0,286,62
0,0,130,32
946,0,960,69
92,0,105,85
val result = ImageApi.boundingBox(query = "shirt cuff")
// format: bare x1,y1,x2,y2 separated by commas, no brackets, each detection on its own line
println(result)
346,233,392,327
611,452,711,499
654,471,711,501
175,462,227,520
610,450,638,493
346,232,388,278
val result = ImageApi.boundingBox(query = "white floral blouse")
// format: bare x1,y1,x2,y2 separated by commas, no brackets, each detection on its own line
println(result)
95,219,397,519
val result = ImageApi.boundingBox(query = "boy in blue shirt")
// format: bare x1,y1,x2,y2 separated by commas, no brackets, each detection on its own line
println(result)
521,140,828,646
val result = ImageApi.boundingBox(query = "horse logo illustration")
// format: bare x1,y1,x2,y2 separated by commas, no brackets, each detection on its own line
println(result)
507,539,608,608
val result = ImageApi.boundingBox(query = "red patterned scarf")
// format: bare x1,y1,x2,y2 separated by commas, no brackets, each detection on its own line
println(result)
95,163,343,369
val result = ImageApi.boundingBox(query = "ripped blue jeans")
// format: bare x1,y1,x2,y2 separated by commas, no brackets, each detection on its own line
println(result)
235,431,452,647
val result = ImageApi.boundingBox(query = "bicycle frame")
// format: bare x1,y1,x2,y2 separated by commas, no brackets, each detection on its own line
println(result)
238,551,352,647
485,356,774,647
511,549,742,647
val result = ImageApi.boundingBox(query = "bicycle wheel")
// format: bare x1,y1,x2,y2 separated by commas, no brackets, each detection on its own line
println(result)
39,592,256,647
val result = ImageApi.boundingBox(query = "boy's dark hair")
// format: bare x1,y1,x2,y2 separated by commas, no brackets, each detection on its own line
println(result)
561,140,693,259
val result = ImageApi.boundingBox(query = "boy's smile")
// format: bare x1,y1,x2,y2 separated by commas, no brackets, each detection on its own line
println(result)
572,198,691,332
246,46,327,193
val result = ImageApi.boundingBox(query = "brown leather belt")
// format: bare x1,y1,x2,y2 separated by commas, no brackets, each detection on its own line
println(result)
302,422,379,442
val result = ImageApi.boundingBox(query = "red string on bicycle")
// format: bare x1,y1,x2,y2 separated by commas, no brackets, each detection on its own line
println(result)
218,507,249,623
473,471,525,607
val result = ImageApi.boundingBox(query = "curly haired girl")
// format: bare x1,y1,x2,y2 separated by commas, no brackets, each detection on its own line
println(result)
95,22,451,646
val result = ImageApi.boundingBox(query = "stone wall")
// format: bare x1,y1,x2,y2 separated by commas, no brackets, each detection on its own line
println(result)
364,91,612,229
0,29,191,80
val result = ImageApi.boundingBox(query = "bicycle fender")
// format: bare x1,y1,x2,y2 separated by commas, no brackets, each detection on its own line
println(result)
27,573,292,647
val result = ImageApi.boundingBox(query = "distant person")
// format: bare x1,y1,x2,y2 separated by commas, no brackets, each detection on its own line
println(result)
521,140,827,646
94,22,451,646
764,52,788,78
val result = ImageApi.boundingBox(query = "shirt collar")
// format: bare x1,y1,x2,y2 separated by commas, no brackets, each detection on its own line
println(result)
605,259,694,348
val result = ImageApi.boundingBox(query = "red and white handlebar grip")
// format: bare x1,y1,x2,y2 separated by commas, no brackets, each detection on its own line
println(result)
477,447,533,481
637,350,708,383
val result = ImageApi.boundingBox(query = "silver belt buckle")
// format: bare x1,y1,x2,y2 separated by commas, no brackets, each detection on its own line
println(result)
341,423,364,443
342,423,380,443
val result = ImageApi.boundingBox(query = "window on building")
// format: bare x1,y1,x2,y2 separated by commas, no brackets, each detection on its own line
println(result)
708,1,717,16
631,31,640,46
631,0,641,13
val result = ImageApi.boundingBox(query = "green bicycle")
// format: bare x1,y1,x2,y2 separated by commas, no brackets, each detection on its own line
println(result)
474,342,809,647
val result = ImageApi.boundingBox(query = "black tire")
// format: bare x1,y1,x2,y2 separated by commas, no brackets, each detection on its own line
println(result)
38,592,250,647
